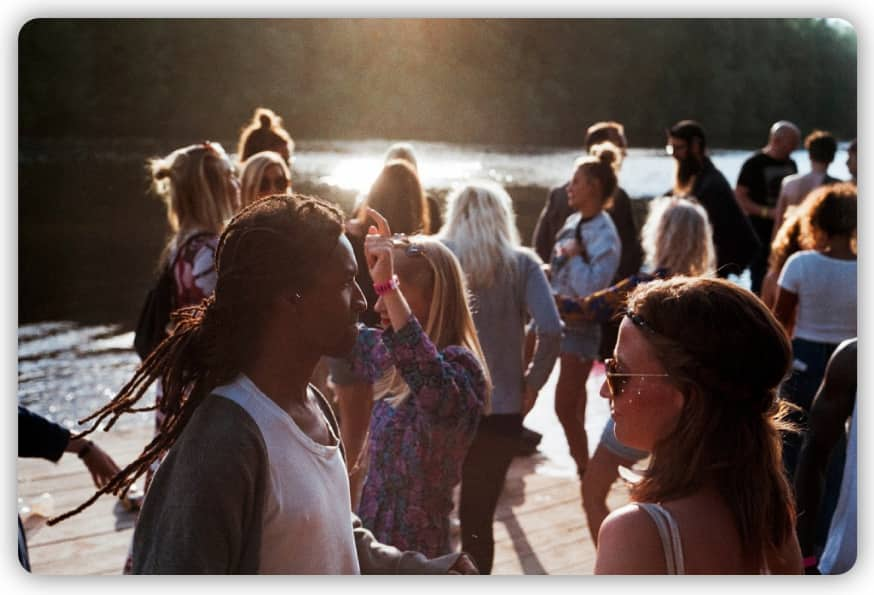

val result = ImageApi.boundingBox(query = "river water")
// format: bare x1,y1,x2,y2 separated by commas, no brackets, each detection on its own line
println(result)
18,138,853,436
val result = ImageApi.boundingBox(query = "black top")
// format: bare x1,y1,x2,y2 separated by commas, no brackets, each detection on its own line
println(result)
737,151,798,209
667,157,761,277
18,405,70,462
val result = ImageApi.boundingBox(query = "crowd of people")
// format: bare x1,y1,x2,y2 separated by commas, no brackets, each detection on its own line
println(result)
19,107,857,575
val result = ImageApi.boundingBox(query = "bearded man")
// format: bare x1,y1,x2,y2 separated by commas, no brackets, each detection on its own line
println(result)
665,120,759,278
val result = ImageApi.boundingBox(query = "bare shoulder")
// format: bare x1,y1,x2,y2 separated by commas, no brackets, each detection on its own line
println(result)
595,503,667,574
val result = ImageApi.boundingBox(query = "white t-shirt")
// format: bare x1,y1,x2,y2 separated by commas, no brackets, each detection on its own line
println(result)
777,251,857,344
213,375,360,574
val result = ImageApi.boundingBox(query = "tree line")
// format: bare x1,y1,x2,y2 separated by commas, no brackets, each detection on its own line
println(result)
20,18,856,148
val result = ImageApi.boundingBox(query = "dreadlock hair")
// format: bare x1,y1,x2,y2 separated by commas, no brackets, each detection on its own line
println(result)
49,194,345,526
625,276,797,571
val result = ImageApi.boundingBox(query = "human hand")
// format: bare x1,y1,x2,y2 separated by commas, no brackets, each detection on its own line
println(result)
448,552,479,575
363,207,395,285
74,439,121,489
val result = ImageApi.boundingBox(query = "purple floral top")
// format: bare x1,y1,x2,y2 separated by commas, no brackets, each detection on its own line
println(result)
352,315,487,558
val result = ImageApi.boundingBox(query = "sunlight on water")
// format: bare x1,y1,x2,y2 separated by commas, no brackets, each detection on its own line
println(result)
321,157,384,192
293,140,853,199
318,153,491,195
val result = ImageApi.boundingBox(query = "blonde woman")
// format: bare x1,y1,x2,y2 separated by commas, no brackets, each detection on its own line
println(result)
238,151,291,208
549,148,622,479
439,181,561,573
554,196,716,545
146,140,238,448
146,140,239,367
329,158,432,509
123,141,238,572
349,208,490,558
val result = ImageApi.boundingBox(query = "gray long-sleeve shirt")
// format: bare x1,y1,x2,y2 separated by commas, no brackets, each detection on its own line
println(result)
443,242,562,415
549,211,621,300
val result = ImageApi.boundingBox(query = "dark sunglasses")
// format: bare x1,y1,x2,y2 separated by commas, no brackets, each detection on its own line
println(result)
390,234,426,257
604,357,670,397
259,175,289,194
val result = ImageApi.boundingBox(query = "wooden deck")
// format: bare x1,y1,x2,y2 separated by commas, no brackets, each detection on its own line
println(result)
18,364,632,575
18,425,629,575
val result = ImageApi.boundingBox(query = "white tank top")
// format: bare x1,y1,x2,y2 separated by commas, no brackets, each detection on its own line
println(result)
213,374,360,574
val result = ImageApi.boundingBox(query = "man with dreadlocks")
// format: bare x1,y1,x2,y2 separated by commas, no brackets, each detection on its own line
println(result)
49,194,477,574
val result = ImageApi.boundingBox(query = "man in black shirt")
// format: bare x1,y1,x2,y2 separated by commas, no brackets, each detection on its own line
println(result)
665,120,759,278
735,120,801,294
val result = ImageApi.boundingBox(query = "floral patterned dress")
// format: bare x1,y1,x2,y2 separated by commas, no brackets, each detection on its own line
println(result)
352,315,487,557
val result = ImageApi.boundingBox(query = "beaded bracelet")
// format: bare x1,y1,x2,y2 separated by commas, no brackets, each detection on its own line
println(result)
373,274,400,296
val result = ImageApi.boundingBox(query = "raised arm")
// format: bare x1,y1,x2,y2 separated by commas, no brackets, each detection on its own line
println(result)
382,317,486,421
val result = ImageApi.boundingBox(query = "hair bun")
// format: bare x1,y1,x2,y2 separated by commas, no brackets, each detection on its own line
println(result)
596,145,618,165
258,113,272,128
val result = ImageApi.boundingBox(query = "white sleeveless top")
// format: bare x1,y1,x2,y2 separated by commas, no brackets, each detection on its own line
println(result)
213,374,360,574
639,502,772,574
638,503,685,574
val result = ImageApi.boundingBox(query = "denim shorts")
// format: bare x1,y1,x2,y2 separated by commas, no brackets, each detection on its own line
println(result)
600,417,648,462
560,323,601,360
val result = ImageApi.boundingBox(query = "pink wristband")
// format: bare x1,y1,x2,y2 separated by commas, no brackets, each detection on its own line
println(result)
373,274,400,296
802,555,818,568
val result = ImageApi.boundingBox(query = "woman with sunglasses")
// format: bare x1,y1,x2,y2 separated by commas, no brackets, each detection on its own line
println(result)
348,207,491,559
239,151,292,208
555,196,715,544
594,276,802,574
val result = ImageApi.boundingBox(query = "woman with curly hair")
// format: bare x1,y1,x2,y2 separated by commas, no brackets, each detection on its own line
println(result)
774,183,856,479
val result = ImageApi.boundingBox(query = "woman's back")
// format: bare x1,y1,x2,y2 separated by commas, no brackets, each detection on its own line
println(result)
445,243,561,415
778,250,856,343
